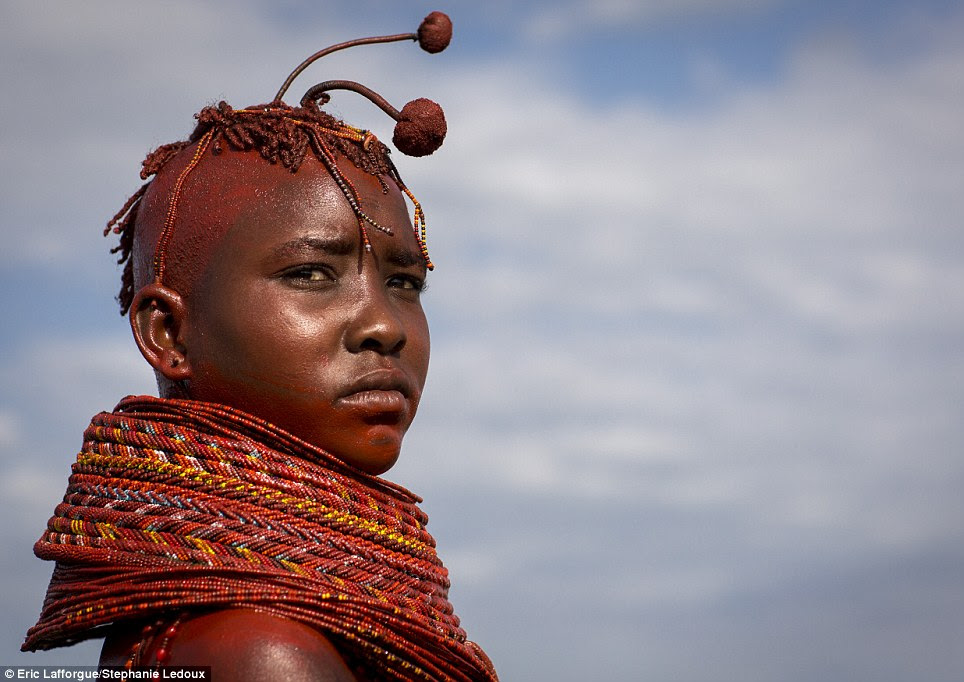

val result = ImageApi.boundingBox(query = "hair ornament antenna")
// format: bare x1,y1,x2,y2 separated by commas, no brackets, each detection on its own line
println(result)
273,11,452,104
300,80,446,157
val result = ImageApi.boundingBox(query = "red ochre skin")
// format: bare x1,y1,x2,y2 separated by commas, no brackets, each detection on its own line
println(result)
101,149,431,680
99,610,359,681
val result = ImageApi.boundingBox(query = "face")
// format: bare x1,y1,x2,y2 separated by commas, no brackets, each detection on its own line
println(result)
178,156,430,474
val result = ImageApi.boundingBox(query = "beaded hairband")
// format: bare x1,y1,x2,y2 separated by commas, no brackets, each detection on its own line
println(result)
125,11,452,298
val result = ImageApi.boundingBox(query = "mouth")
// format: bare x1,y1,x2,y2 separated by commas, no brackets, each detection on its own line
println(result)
335,370,413,416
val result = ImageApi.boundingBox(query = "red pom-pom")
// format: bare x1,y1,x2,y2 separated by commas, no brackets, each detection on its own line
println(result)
417,11,452,54
393,98,447,156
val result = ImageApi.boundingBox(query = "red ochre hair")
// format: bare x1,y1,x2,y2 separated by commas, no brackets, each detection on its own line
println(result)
104,11,453,315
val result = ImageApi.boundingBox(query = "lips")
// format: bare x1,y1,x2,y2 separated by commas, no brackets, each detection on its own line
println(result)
336,369,413,415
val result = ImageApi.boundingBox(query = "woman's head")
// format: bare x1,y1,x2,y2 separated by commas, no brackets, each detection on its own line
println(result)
129,149,430,474
107,13,451,472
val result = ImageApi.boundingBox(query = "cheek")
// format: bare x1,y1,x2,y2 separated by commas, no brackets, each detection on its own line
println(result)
190,295,317,385
415,309,431,359
190,323,340,410
416,332,430,379
409,316,431,388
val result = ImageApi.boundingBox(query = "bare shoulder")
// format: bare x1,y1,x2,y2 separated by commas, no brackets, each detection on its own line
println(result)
101,609,358,682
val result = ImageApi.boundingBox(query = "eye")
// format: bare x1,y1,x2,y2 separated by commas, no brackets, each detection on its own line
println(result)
388,273,427,293
282,265,335,285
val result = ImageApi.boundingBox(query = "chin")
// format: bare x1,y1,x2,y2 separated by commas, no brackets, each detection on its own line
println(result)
331,426,404,475
350,444,402,475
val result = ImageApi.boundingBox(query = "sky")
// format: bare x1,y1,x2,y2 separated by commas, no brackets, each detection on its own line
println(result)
1,1,963,680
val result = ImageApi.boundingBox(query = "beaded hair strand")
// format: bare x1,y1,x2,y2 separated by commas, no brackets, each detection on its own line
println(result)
105,12,452,315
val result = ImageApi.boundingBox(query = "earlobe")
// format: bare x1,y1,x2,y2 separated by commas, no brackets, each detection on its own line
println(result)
130,283,192,381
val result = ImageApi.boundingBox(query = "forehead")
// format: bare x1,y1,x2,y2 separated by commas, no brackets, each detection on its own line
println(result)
178,151,421,270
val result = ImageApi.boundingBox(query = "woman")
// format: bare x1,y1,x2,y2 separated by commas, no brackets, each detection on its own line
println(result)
23,12,497,681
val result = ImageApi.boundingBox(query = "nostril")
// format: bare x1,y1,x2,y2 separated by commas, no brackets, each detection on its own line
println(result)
360,335,406,354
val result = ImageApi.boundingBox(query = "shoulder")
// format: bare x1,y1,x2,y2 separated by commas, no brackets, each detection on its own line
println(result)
101,609,358,682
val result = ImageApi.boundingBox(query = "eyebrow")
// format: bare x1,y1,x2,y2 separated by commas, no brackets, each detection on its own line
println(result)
269,236,356,259
269,234,427,272
384,245,427,270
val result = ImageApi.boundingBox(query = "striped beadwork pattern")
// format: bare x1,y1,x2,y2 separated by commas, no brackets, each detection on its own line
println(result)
23,396,497,681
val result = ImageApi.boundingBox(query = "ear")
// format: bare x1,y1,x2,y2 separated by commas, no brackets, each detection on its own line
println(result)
129,283,192,382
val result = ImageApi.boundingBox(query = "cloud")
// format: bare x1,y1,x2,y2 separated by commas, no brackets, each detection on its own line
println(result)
0,411,21,449
525,0,778,40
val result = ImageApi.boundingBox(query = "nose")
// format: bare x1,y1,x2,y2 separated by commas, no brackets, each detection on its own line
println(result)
345,282,407,355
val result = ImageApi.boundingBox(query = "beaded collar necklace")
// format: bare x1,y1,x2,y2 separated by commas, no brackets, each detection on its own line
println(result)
23,396,497,681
